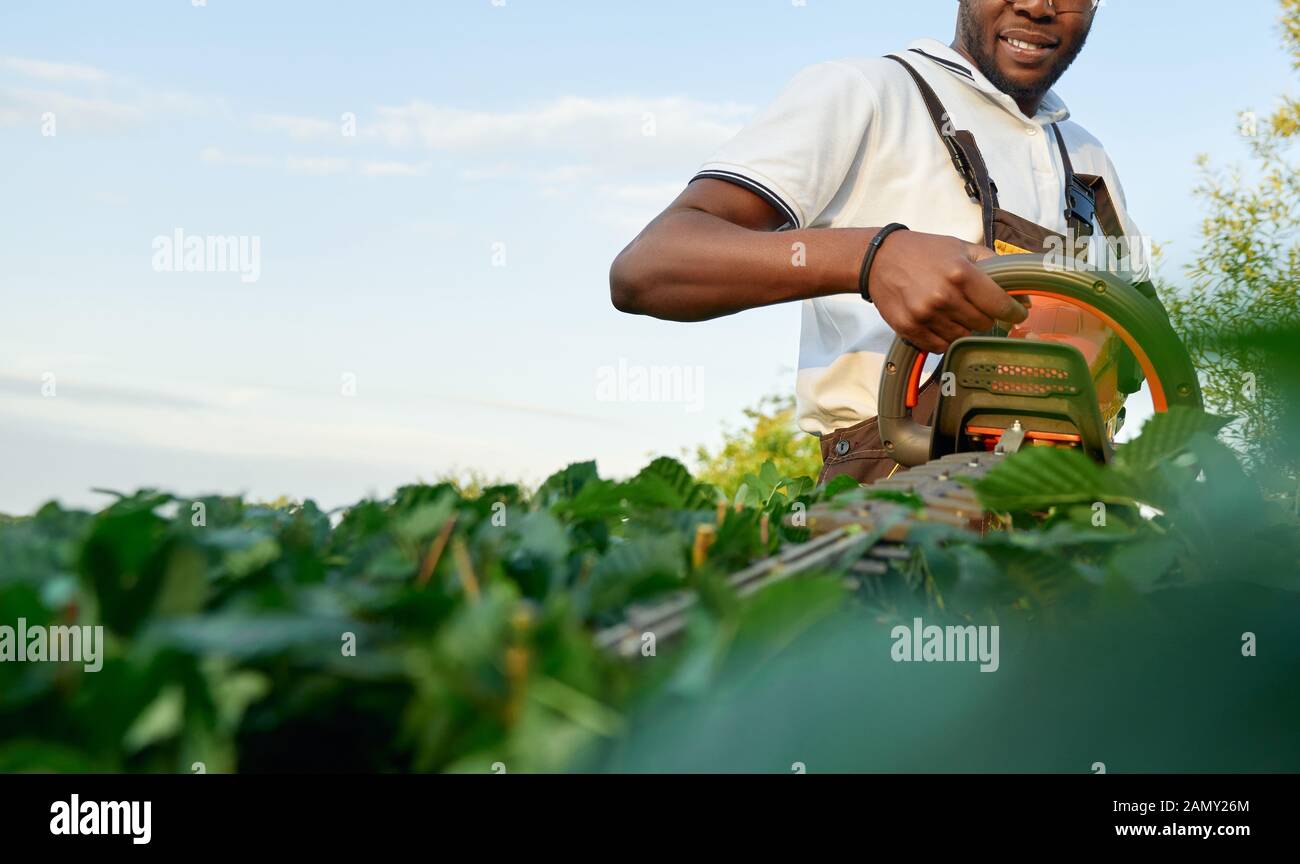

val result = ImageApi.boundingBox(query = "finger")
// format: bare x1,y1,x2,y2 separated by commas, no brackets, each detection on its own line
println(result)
907,327,950,356
959,267,1029,324
933,316,972,348
946,296,996,333
964,241,998,263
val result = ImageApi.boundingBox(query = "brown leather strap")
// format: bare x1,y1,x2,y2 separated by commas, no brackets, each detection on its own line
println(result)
889,53,1129,257
886,53,998,249
954,129,999,249
885,55,956,160
1079,173,1128,241
1052,125,1130,246
1050,122,1078,177
1051,122,1121,241
1050,126,1162,316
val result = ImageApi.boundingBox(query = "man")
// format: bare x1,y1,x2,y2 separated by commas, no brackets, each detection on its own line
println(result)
609,0,1149,484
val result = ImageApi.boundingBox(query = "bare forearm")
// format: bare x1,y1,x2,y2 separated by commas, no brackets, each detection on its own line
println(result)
611,183,1023,354
610,208,878,321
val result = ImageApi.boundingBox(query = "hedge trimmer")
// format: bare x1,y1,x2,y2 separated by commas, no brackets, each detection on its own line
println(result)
597,255,1204,656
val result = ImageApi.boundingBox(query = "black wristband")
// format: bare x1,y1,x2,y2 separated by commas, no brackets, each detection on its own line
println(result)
858,223,909,303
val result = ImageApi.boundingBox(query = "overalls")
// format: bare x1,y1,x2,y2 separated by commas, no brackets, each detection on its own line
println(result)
817,51,1143,487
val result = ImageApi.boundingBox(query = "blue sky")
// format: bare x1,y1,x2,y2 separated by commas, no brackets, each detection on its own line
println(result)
0,0,1292,514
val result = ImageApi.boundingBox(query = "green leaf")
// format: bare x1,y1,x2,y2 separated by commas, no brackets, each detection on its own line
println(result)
1114,407,1231,475
536,462,600,506
973,447,1136,513
124,686,185,753
865,489,926,510
821,474,861,500
511,511,569,572
624,457,714,511
154,543,210,616
79,493,174,636
973,447,1101,511
584,534,686,614
1108,536,1182,592
783,475,815,501
0,741,108,773
554,479,627,521
392,494,457,545
142,613,353,660
528,677,624,737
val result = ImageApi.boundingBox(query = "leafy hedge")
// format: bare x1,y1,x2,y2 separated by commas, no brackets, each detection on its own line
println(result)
5,318,1300,772
0,454,821,772
2,397,1297,772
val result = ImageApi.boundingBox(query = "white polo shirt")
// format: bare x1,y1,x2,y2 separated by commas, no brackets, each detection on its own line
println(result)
694,38,1149,436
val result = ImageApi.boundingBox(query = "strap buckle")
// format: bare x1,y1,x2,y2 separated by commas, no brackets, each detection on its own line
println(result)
941,131,980,201
1065,175,1097,235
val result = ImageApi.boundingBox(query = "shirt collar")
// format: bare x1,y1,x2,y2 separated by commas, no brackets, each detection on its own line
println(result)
905,37,1070,125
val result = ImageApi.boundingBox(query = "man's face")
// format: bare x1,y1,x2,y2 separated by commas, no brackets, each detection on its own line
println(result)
956,0,1095,106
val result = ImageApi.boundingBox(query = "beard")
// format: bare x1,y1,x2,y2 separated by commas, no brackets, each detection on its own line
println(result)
957,0,1090,105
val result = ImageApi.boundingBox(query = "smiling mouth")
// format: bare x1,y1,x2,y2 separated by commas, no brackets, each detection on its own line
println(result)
998,34,1059,63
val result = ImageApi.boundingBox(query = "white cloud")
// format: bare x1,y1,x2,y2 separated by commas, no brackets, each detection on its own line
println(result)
0,85,143,132
592,182,689,237
287,155,351,175
200,146,274,168
460,163,519,182
0,56,110,82
536,164,596,186
0,372,620,481
199,149,431,179
597,182,684,207
0,54,206,134
361,160,431,177
237,96,750,198
364,95,750,172
252,95,748,176
252,113,339,140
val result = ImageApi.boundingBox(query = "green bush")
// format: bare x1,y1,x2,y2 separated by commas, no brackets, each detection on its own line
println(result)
2,350,1297,772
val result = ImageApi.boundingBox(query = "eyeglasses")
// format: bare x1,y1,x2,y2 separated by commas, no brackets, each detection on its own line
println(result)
1006,0,1100,12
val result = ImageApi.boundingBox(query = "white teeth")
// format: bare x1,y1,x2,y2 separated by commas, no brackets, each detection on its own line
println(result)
1005,37,1049,51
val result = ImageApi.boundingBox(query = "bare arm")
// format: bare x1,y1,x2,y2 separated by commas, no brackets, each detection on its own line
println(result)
609,178,872,322
609,178,1027,353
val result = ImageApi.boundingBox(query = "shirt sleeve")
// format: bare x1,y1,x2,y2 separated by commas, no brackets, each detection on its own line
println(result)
691,61,877,231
